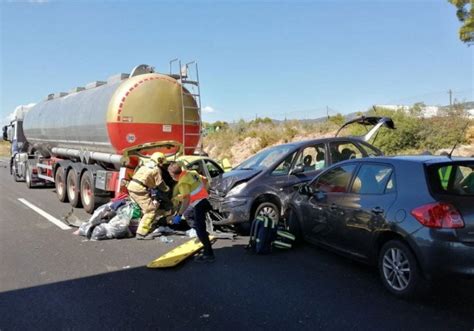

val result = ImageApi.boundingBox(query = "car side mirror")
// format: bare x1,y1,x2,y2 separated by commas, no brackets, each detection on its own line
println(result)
290,164,304,175
2,126,9,142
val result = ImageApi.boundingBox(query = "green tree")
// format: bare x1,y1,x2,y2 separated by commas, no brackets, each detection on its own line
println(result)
448,0,474,44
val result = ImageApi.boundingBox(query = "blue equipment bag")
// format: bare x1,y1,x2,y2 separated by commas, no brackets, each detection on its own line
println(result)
247,216,277,254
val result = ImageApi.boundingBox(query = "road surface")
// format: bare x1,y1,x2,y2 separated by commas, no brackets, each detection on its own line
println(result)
0,158,473,330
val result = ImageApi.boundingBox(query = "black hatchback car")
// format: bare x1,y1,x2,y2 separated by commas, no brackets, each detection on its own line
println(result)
209,117,394,229
286,156,474,297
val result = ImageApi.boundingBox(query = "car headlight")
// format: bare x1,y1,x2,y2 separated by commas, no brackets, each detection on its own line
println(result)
227,182,247,197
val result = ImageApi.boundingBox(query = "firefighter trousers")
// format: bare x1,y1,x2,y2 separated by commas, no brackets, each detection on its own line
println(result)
129,190,156,236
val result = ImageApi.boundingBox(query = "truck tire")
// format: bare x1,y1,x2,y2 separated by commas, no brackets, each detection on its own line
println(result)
80,170,96,214
55,166,68,202
12,162,21,182
25,163,33,188
67,169,82,208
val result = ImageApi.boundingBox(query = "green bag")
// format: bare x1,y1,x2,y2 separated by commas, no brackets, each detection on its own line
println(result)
130,202,142,219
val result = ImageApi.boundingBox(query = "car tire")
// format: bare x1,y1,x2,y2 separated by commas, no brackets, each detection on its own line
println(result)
286,208,303,244
378,240,423,298
55,166,68,202
80,170,96,214
67,169,82,208
254,202,280,225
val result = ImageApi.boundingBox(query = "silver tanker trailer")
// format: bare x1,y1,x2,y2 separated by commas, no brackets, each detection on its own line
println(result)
3,61,202,213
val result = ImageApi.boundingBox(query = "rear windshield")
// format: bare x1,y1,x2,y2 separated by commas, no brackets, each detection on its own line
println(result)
427,162,474,196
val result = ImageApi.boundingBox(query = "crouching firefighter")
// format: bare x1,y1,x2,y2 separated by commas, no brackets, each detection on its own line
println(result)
168,162,215,262
127,152,169,239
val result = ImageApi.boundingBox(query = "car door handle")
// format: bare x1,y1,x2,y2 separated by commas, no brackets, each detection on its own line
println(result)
371,207,384,215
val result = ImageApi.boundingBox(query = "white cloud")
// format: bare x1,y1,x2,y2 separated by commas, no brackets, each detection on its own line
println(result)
202,106,216,113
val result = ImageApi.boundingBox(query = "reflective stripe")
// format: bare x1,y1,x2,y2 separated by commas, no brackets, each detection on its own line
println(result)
190,182,204,196
277,230,295,241
273,240,292,249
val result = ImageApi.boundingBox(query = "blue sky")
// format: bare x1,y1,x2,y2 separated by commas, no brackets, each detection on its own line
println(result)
0,0,472,123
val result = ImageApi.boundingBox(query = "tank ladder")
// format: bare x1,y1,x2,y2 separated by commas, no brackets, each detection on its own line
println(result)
169,59,202,155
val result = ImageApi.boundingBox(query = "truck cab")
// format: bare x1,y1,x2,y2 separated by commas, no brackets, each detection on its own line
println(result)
3,119,31,182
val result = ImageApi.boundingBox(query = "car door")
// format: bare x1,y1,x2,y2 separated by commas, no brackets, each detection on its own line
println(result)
270,143,327,206
203,159,225,182
302,163,358,248
337,163,397,259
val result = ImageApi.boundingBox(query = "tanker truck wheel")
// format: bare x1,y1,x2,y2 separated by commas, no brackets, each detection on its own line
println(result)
55,166,68,202
80,171,97,214
67,169,82,208
25,164,33,189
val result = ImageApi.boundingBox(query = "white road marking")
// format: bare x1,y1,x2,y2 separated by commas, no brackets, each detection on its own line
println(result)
18,198,71,230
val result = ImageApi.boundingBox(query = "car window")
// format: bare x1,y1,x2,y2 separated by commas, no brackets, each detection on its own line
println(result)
312,164,357,193
358,142,380,157
329,142,363,164
428,163,474,196
294,144,326,172
204,160,224,178
235,145,293,171
271,151,298,176
351,164,394,194
186,161,204,175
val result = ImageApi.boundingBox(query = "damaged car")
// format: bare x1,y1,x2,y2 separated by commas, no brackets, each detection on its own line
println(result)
208,116,395,230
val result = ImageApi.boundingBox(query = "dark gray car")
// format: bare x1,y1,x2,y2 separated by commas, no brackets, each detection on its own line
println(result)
286,156,474,297
209,117,395,229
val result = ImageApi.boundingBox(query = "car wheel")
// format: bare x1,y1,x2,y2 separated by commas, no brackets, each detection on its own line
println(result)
254,202,280,225
378,240,422,298
286,208,303,244
80,170,96,214
55,166,68,202
67,169,82,208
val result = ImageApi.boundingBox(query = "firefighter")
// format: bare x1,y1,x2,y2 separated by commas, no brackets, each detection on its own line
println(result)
168,161,215,262
127,152,169,239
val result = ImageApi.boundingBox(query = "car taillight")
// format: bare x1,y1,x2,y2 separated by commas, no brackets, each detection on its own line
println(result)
411,203,465,229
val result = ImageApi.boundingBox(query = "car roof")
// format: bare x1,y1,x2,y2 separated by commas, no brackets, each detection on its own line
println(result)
270,136,367,149
175,155,209,163
337,155,474,166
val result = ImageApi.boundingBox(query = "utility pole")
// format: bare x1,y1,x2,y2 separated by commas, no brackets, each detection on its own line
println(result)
326,106,329,119
448,89,453,109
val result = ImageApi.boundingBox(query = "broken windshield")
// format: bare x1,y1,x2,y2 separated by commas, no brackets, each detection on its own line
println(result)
235,145,293,171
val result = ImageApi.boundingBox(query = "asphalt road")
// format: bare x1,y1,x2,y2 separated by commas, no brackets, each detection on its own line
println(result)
0,157,473,330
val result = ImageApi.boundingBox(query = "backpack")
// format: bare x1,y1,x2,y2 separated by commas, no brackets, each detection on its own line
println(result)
272,230,296,250
247,216,297,254
247,215,278,254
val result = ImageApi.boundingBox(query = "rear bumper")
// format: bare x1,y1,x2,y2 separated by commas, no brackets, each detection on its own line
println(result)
208,195,251,225
413,230,474,279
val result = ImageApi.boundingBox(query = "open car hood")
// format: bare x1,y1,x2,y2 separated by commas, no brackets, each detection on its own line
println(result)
121,140,183,167
336,116,396,142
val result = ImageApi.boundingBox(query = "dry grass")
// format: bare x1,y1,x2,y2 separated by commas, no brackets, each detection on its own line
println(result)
0,141,11,157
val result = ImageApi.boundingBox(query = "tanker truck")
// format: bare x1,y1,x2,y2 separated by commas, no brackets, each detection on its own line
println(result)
2,62,202,213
